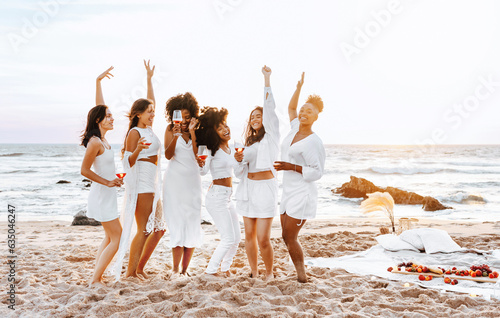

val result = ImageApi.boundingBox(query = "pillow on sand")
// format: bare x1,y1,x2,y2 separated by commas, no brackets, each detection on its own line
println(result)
399,229,425,250
375,234,420,252
413,228,462,254
399,228,463,254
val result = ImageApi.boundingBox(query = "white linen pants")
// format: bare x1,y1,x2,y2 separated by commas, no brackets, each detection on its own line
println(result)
205,185,241,274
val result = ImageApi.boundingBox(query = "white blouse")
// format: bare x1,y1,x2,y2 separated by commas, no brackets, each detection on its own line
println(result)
279,118,325,220
235,87,280,201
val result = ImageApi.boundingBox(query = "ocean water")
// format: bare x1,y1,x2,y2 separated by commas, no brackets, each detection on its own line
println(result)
1,144,499,222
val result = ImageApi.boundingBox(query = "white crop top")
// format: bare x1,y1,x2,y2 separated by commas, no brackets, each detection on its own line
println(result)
131,127,161,159
200,147,236,180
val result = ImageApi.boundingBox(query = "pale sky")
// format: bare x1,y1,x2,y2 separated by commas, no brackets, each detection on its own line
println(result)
1,0,500,145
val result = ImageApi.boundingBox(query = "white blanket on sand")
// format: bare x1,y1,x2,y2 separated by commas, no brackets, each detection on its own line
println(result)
306,229,500,300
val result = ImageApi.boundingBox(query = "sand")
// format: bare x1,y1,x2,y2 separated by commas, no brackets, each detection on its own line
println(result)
1,218,500,317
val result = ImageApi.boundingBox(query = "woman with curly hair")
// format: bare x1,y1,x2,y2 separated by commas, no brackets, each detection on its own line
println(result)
233,65,279,281
162,92,203,276
196,107,241,276
274,72,326,283
111,60,166,280
81,66,123,287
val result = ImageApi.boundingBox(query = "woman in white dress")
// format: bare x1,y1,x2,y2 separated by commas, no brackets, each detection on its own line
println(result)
80,66,123,287
196,107,241,276
234,66,279,280
163,92,203,276
111,60,167,280
274,72,326,283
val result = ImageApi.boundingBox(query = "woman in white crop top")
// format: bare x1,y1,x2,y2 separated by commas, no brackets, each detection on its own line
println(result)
233,66,279,281
111,60,166,280
274,72,326,283
80,66,123,287
196,106,241,276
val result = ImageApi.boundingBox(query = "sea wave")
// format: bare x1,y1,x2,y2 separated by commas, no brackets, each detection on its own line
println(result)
442,192,487,205
0,153,25,157
367,167,444,175
366,166,500,175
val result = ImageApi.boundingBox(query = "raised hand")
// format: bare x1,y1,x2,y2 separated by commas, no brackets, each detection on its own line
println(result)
97,66,114,82
262,65,272,77
189,118,199,132
296,72,305,89
144,59,155,79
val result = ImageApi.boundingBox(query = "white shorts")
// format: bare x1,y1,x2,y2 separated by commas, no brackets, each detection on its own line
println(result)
137,161,156,194
236,178,278,218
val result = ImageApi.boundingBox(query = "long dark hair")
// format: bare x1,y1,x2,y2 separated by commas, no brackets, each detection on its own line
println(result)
165,92,199,131
121,98,153,157
195,106,228,156
244,106,266,146
81,105,108,148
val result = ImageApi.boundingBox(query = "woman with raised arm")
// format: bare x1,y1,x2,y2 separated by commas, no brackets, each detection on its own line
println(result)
81,66,123,287
162,92,203,276
196,107,241,277
233,65,279,281
273,72,326,283
111,60,166,280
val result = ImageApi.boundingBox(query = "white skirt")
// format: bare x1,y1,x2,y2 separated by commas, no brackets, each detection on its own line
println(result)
137,161,156,194
87,183,119,222
236,178,278,218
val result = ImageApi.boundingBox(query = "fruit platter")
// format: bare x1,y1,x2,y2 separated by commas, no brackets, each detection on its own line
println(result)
387,262,499,285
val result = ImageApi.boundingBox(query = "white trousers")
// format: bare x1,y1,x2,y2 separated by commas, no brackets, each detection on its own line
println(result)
205,185,241,274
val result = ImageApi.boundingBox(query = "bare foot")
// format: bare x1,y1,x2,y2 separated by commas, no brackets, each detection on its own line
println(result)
137,270,149,279
297,274,308,283
222,270,231,278
89,281,106,288
264,273,274,281
125,273,145,280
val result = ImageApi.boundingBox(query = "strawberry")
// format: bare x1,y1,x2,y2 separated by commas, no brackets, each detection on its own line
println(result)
471,272,476,277
419,275,425,281
387,267,393,272
489,273,495,279
476,270,482,276
444,277,451,284
453,279,458,284
493,271,499,278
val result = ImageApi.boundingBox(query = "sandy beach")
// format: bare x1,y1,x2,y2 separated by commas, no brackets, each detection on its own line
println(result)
2,218,499,317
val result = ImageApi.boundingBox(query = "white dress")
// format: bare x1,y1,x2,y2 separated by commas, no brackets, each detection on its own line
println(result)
279,118,326,220
235,87,280,218
163,137,203,248
86,138,119,222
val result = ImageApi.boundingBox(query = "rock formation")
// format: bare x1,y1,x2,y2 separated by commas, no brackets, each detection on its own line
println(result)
333,176,452,211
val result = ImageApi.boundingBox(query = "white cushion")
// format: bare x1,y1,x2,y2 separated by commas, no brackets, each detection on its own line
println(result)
415,228,462,254
399,229,425,250
375,234,420,252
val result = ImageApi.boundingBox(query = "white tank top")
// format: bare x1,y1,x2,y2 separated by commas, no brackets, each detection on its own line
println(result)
92,138,116,179
131,126,160,159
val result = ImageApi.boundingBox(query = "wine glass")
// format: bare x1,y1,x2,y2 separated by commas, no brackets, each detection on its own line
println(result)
141,128,153,146
115,163,126,179
173,110,182,137
234,140,245,153
198,145,208,162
